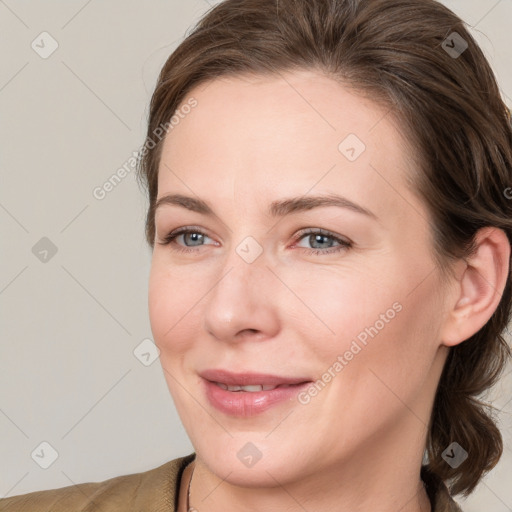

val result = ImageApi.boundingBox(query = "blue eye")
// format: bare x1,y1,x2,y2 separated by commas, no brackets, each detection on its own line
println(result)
158,227,352,256
293,228,352,256
158,227,214,254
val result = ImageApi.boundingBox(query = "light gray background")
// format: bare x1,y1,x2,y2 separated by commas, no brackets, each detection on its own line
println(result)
0,1,511,511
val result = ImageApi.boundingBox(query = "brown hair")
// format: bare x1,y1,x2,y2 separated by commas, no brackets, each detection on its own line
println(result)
136,0,512,497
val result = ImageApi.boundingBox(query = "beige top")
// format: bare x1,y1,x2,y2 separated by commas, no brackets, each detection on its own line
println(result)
0,453,463,511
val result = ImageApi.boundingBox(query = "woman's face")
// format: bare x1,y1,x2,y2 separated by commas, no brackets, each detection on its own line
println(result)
148,69,453,486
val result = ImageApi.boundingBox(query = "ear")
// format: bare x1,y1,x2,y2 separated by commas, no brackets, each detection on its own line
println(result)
440,226,511,347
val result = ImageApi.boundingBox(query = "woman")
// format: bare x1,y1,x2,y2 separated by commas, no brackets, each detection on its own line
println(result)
1,0,511,511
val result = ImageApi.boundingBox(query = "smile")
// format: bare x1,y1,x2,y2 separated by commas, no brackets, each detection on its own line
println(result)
200,370,312,416
213,382,298,392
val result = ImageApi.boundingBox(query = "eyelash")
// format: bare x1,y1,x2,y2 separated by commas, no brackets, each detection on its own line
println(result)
158,226,352,256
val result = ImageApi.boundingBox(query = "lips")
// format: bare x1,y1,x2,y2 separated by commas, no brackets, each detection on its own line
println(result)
214,383,293,392
199,369,311,387
200,369,313,416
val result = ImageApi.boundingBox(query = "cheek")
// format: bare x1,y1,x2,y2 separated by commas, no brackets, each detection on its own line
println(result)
329,273,443,411
299,259,442,387
307,291,441,448
148,260,198,356
283,265,400,357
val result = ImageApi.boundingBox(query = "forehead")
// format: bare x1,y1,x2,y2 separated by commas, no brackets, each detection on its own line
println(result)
157,69,424,225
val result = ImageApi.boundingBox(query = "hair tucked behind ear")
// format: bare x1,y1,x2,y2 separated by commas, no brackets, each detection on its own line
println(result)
136,0,512,496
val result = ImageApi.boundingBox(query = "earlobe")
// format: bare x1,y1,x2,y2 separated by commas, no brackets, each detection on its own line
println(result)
440,226,511,347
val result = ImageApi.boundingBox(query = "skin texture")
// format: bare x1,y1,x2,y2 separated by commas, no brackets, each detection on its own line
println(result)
148,69,510,512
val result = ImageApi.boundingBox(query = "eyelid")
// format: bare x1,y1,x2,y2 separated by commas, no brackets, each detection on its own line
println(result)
292,227,351,244
159,225,352,257
291,228,352,255
158,225,214,246
159,226,348,245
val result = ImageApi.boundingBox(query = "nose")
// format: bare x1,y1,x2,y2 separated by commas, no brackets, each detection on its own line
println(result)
202,247,280,344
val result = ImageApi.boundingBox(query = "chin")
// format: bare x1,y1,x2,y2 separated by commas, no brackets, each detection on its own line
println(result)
192,434,307,487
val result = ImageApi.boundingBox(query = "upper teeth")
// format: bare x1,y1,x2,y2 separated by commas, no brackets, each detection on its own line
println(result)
215,382,291,392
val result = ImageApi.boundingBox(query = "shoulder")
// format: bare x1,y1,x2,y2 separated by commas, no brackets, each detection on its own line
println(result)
0,453,195,512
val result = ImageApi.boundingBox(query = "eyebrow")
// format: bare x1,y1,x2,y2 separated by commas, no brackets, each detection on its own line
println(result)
154,193,378,220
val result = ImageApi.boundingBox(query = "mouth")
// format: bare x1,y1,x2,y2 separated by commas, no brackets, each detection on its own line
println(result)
199,368,311,387
211,382,303,392
199,369,313,416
